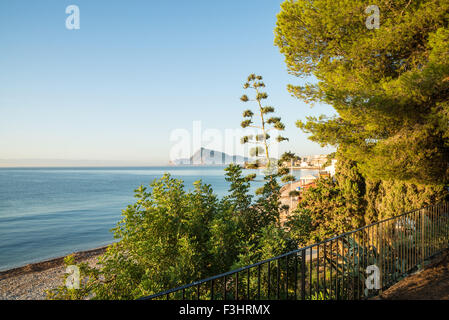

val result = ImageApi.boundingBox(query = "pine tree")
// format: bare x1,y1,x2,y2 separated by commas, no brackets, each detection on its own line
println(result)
275,0,449,186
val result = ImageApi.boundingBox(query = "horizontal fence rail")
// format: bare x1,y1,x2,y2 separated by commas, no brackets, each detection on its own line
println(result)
140,202,449,300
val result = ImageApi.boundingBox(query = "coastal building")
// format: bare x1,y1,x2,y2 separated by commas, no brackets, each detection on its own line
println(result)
308,154,329,167
299,175,317,186
300,161,309,168
298,154,329,168
324,159,338,177
280,157,302,168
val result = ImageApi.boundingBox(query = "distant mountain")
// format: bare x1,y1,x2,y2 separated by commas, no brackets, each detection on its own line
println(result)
171,148,250,166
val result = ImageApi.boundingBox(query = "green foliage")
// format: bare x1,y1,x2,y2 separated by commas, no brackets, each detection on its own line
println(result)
290,152,365,244
321,152,336,168
47,165,296,300
288,190,300,197
364,178,448,222
275,0,449,185
281,174,296,184
288,150,448,245
285,211,311,246
46,255,101,300
292,178,350,243
276,0,449,245
243,109,254,118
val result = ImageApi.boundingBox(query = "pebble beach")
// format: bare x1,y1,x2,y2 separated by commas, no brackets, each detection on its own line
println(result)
0,247,106,300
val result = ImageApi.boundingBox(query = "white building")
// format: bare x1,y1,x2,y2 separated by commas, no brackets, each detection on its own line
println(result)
299,175,317,186
324,159,338,177
300,161,309,168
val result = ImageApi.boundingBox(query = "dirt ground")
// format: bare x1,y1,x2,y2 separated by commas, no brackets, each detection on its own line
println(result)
379,251,449,300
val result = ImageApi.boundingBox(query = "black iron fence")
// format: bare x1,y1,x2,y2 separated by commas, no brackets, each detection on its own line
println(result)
141,202,449,300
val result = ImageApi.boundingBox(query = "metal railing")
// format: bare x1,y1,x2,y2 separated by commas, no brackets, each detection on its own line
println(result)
141,202,449,300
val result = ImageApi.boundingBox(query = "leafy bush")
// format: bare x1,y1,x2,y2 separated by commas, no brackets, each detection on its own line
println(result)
47,164,294,300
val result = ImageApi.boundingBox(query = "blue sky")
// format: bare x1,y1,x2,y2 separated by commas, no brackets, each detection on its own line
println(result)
0,0,336,166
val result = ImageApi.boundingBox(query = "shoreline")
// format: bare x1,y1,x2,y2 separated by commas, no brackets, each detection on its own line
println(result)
0,245,109,300
0,245,109,280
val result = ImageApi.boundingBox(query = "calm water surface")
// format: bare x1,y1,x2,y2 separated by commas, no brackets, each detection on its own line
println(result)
0,166,317,271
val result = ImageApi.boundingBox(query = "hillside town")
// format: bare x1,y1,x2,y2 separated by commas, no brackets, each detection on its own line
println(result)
278,154,338,223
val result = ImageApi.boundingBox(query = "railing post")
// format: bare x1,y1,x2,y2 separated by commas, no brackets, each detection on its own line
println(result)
301,250,306,300
378,224,383,295
421,209,425,269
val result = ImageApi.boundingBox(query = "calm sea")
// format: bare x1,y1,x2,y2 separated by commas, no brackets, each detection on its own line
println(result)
0,166,317,271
